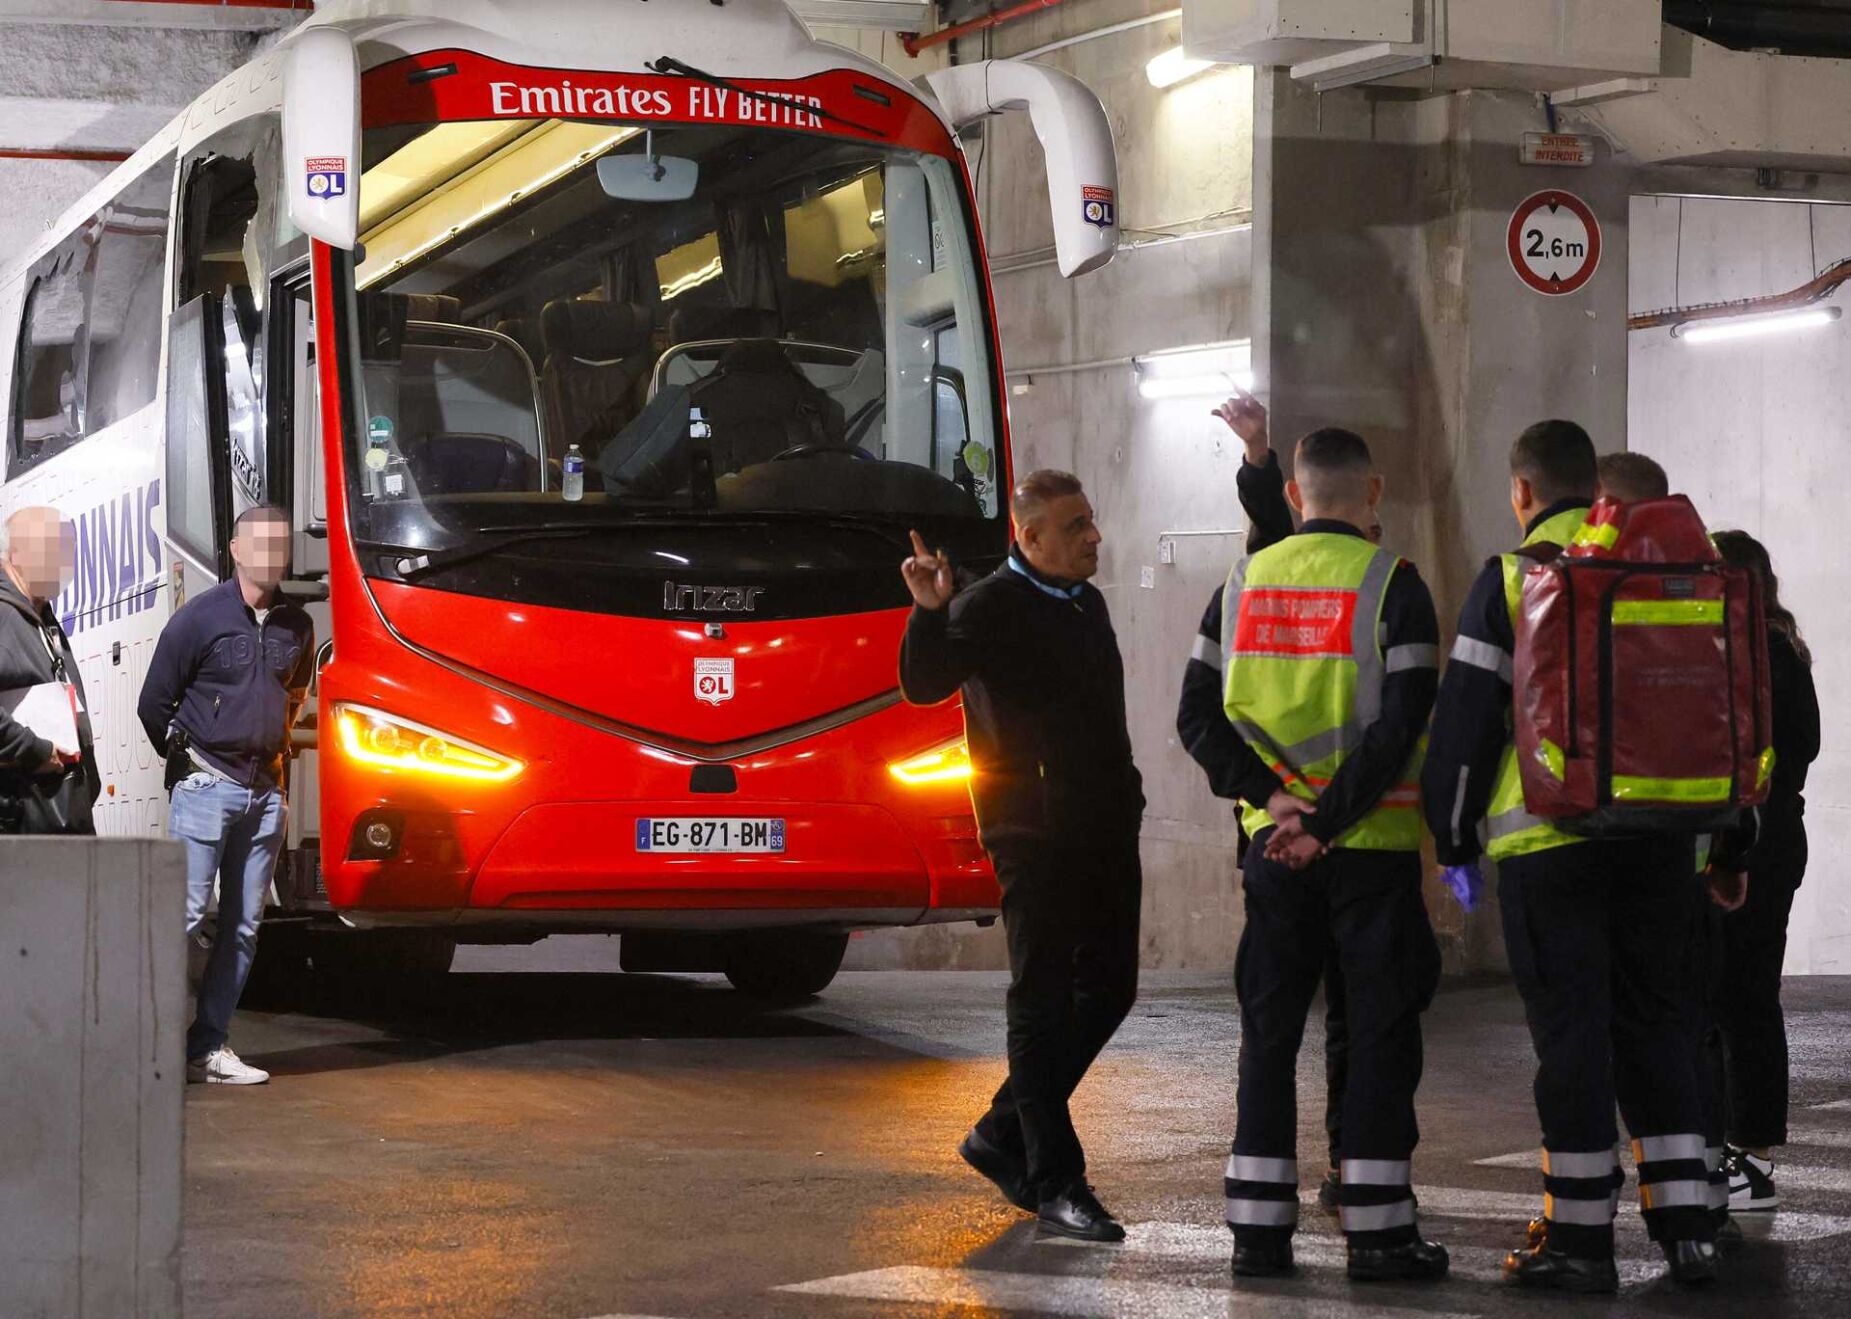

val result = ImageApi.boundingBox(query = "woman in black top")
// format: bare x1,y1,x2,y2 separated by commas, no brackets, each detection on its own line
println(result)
1711,530,1822,1211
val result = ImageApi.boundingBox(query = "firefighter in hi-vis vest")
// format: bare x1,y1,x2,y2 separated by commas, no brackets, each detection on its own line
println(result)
1421,420,1719,1294
1218,428,1447,1285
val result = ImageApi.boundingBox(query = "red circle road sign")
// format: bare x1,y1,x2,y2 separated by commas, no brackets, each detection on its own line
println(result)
1507,190,1602,296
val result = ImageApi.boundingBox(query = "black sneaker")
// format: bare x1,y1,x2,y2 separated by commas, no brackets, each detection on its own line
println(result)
1037,1183,1126,1243
957,1129,1034,1213
1316,1168,1340,1214
1724,1146,1780,1211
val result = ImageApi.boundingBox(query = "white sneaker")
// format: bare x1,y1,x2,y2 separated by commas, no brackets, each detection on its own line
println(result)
186,1047,270,1086
1724,1146,1779,1211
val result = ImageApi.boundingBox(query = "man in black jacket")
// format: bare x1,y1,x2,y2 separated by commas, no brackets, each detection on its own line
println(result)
139,506,313,1086
0,505,98,834
899,469,1142,1242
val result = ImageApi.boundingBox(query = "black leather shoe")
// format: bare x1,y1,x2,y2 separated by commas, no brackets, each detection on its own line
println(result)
1231,1238,1295,1278
1037,1184,1126,1242
1503,1243,1620,1294
1662,1239,1719,1286
1348,1237,1450,1282
958,1130,1034,1212
1316,1168,1341,1214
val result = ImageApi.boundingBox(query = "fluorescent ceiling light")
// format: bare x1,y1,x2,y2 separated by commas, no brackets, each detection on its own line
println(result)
1139,371,1255,400
1135,340,1253,399
1146,46,1214,90
1672,305,1842,344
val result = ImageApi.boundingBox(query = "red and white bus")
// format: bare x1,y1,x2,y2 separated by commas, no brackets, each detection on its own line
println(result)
0,0,1117,995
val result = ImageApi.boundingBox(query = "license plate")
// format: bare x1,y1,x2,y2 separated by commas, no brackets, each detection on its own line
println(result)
635,817,785,854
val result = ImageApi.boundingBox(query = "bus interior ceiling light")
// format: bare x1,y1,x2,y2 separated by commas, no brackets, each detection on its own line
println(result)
334,703,524,782
889,740,973,786
1146,46,1214,90
1672,304,1843,344
1135,341,1254,399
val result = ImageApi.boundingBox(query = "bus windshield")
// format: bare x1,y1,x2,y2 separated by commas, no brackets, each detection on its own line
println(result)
341,116,1004,597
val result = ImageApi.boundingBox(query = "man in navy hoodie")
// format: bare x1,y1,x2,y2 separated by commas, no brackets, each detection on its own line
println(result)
139,506,313,1085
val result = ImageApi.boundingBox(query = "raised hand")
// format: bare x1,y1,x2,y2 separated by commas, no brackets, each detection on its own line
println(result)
1211,385,1270,463
901,529,955,611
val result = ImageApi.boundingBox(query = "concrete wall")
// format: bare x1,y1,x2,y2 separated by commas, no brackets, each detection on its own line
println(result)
1252,74,1635,970
0,22,261,257
0,839,187,1319
1628,193,1851,973
850,0,1259,971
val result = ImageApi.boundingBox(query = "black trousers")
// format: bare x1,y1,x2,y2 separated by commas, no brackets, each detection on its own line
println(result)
974,835,1142,1202
1227,841,1439,1247
1718,826,1807,1149
1323,951,1349,1170
1689,888,1732,1225
1500,837,1713,1257
1244,824,1348,1168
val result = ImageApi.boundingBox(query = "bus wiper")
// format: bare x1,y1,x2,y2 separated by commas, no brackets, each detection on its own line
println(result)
647,55,889,140
373,525,634,579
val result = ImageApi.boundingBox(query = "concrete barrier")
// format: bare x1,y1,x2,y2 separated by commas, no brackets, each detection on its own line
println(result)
0,839,187,1319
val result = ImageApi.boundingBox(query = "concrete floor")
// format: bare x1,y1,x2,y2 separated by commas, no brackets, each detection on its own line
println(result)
185,939,1851,1317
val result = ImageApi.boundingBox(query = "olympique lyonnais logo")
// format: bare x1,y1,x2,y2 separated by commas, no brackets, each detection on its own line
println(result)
694,657,735,706
488,79,826,129
1234,589,1358,657
305,156,347,199
1082,184,1115,229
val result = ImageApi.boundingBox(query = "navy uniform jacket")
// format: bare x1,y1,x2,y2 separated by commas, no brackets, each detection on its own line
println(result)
138,579,314,789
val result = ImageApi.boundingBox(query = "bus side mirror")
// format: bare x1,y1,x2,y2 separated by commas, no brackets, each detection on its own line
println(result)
281,26,362,249
924,60,1119,278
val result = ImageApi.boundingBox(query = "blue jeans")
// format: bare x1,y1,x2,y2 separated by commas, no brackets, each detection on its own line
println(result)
171,773,287,1059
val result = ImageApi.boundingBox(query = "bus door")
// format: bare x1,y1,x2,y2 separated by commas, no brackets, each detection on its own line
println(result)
163,131,331,903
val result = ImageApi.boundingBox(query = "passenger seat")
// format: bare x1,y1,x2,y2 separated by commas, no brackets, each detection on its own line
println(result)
540,300,657,452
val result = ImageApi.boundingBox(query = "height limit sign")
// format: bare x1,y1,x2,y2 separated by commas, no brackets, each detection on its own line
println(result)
1507,190,1601,296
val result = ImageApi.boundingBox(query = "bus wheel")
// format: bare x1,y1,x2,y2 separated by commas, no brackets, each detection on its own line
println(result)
723,930,849,1001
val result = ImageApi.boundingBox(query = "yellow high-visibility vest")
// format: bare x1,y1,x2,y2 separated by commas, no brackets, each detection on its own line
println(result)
1485,506,1592,861
1222,532,1424,852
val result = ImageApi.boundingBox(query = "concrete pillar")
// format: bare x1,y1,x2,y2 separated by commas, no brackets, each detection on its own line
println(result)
0,839,187,1319
1252,72,1633,969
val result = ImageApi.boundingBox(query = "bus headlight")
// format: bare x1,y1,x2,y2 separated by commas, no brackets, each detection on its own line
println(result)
888,739,973,786
333,704,523,783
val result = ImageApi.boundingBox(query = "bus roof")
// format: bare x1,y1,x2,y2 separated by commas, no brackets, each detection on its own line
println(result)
1,0,949,293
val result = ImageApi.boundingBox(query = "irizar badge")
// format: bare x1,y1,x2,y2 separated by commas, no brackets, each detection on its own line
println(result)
694,657,735,705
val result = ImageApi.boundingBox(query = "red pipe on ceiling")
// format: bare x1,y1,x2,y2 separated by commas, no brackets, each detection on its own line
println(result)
0,147,133,163
94,0,311,9
902,0,1068,58
1629,256,1851,330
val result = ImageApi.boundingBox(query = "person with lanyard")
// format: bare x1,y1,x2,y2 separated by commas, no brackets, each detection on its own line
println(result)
1215,426,1447,1284
1422,421,1719,1292
0,505,99,835
898,469,1144,1243
138,506,314,1086
1177,389,1378,1217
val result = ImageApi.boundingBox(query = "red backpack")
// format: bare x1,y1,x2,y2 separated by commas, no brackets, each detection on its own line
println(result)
1512,495,1773,835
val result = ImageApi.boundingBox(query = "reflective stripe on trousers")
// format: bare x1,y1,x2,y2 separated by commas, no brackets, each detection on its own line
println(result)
1225,1153,1299,1230
1338,1158,1417,1235
1541,1145,1622,1227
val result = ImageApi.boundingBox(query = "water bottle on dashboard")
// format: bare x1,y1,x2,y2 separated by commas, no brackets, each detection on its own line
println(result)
562,443,585,502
